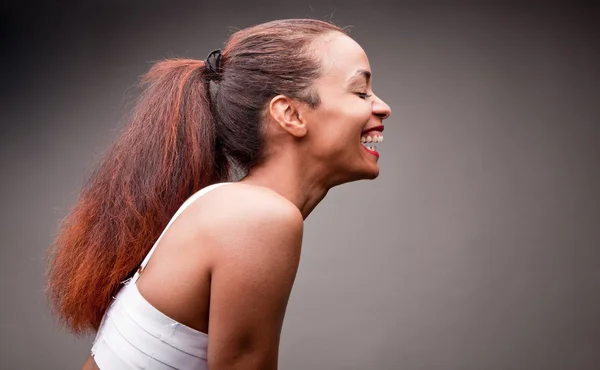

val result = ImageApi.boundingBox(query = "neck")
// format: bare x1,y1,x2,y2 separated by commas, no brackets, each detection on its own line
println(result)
238,149,331,220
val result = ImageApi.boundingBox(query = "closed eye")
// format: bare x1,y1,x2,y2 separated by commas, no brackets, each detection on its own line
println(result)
356,92,372,99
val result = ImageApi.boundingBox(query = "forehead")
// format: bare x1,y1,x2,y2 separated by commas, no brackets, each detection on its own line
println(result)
316,33,371,81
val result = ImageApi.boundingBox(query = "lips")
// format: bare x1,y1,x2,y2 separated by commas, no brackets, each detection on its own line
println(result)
361,125,384,135
361,145,379,157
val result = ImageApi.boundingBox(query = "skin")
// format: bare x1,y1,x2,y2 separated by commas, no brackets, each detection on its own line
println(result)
83,32,390,370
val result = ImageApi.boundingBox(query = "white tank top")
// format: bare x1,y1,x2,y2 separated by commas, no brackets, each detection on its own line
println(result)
91,182,231,369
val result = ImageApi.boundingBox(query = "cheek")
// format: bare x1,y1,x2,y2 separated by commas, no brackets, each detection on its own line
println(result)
308,99,371,155
324,98,371,128
343,98,372,124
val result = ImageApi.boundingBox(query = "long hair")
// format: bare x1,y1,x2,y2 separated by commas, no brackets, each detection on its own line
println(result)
47,19,343,334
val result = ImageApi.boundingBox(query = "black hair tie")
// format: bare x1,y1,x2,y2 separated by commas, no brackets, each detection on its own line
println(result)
204,49,223,82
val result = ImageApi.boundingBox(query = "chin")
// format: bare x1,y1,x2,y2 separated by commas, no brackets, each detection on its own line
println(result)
361,158,380,179
330,161,380,187
348,165,380,183
364,167,380,180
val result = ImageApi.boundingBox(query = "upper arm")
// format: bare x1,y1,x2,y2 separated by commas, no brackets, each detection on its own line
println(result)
204,187,303,370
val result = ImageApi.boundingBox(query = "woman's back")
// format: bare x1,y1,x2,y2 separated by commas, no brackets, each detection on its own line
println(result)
88,183,228,369
85,182,304,369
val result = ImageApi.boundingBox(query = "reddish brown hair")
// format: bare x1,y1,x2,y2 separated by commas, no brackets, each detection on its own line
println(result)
47,19,343,334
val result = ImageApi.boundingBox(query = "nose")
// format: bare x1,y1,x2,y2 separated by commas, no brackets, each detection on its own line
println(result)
372,94,391,120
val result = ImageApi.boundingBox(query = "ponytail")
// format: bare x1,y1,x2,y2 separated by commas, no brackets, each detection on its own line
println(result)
47,59,228,334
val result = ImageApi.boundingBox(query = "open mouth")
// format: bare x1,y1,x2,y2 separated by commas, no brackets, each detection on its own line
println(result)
361,132,383,157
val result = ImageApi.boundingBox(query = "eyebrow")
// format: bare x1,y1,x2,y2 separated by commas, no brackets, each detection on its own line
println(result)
348,69,372,84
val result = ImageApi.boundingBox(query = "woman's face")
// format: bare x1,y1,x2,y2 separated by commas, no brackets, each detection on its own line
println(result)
302,32,391,186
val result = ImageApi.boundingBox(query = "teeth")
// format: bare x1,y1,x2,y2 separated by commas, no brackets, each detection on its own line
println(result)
361,135,383,143
361,143,378,151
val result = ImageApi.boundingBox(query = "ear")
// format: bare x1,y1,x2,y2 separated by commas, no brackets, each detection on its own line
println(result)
268,95,308,138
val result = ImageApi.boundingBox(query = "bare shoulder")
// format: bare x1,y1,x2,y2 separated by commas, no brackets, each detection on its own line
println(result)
201,182,303,233
196,183,304,261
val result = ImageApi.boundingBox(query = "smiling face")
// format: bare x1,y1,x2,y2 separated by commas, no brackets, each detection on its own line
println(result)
301,32,392,185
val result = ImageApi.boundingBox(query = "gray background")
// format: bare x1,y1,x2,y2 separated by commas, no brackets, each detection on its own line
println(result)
1,1,599,369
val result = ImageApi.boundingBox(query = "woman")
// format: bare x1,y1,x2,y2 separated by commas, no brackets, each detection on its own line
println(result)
47,18,391,369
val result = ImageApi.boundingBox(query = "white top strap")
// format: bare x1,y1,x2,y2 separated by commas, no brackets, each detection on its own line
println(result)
132,182,231,282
